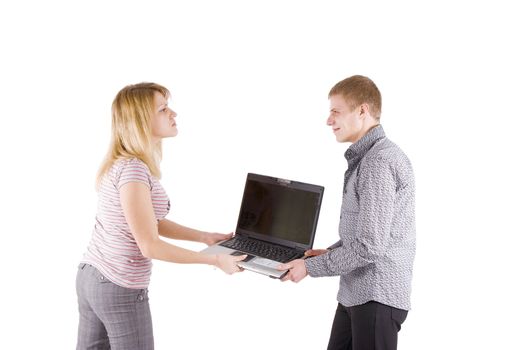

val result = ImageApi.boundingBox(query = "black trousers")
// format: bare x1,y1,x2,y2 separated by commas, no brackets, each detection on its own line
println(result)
327,301,408,350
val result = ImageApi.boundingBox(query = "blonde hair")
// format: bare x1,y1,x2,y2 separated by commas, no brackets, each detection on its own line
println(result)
329,75,382,120
96,82,170,186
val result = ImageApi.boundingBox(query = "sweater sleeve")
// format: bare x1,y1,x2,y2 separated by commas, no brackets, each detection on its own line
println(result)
305,155,397,277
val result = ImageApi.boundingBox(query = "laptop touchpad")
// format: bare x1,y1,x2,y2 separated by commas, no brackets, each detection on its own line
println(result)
252,257,280,268
231,251,255,261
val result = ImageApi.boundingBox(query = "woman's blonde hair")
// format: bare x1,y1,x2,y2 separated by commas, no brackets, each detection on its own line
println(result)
96,82,170,186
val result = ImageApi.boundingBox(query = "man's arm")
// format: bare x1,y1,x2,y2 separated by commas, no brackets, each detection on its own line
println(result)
305,155,397,277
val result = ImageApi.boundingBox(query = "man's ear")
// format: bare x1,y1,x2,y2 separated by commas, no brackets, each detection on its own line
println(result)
359,103,370,118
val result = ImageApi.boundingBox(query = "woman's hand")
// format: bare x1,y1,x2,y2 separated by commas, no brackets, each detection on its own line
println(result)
215,254,246,274
203,232,233,246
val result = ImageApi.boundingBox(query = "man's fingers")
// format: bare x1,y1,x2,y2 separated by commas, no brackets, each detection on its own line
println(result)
277,264,291,271
280,272,290,282
304,249,327,257
233,254,248,262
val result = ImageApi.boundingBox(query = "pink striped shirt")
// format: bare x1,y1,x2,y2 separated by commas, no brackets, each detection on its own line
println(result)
82,158,170,289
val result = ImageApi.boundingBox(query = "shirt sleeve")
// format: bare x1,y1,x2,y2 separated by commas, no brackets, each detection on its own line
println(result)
305,155,397,277
327,240,342,250
117,159,152,190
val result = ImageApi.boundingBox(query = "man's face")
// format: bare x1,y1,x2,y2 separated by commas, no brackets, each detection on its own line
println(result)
327,94,363,143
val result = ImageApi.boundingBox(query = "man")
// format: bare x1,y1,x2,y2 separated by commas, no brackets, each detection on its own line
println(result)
278,75,416,350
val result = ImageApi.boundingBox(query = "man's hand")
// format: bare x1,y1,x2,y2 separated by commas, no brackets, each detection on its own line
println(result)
277,259,308,283
203,232,233,246
304,249,329,257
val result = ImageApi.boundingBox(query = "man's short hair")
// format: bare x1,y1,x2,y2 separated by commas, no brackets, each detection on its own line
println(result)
329,75,382,120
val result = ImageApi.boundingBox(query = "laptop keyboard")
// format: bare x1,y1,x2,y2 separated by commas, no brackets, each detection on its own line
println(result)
220,236,301,263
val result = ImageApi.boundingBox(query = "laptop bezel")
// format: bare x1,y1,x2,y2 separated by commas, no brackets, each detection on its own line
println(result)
233,173,324,252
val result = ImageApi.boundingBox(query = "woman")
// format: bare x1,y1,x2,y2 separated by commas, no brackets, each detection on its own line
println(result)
76,82,245,350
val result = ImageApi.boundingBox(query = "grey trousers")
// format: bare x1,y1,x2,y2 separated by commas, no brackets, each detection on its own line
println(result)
76,264,154,350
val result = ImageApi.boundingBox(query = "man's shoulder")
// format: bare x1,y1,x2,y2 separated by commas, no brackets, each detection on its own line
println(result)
362,137,413,173
367,137,408,160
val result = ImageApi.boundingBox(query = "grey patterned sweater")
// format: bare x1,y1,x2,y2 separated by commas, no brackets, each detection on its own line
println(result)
305,125,415,310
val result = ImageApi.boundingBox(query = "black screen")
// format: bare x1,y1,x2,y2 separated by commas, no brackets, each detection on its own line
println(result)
237,179,320,245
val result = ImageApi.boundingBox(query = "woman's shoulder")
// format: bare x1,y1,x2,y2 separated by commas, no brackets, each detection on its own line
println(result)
108,157,150,179
111,157,153,189
114,157,150,172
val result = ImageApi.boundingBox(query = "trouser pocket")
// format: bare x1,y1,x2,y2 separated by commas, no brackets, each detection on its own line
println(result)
391,307,408,331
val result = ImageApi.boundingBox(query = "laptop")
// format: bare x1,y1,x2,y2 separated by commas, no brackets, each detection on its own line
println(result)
201,173,324,279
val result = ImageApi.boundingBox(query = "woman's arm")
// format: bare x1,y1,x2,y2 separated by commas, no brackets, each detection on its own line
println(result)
119,182,244,274
157,219,233,246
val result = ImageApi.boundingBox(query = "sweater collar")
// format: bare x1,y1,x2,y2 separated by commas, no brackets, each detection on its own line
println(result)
344,124,385,161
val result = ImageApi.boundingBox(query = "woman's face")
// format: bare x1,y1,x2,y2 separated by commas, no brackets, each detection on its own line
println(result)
151,92,178,141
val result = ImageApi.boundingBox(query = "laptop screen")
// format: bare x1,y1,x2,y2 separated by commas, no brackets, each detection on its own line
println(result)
236,173,324,248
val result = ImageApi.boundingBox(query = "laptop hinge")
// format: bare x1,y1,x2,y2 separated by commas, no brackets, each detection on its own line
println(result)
277,177,291,185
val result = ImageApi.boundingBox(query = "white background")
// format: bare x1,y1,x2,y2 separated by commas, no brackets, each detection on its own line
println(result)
1,1,524,349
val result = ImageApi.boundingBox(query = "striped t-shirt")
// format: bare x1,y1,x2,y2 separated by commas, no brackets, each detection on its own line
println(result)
82,158,170,289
